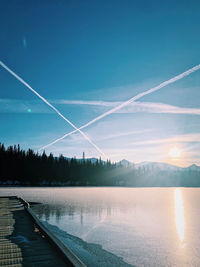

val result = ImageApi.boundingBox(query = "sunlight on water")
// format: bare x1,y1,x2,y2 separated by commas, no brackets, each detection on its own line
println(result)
3,187,200,266
174,188,185,242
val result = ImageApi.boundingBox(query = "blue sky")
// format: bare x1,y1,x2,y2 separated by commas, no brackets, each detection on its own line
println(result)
1,0,200,166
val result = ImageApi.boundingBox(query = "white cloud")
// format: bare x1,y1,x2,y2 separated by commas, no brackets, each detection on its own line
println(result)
52,99,119,107
130,133,200,146
120,101,200,115
90,129,153,142
1,98,200,116
53,99,200,115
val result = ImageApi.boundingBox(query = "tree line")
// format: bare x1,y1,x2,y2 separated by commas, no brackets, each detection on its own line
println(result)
0,143,200,186
0,143,118,185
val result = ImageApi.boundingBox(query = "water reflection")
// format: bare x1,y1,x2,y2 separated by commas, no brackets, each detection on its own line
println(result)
174,188,185,242
3,187,200,266
33,203,111,225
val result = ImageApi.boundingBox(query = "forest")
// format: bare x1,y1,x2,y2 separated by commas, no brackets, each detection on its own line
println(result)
0,143,200,187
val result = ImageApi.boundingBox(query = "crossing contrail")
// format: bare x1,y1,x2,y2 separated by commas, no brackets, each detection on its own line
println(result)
39,63,200,151
0,61,107,158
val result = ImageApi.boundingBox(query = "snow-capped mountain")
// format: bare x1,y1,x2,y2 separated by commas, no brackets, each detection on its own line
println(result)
184,164,200,171
116,159,134,167
134,161,182,171
57,156,200,172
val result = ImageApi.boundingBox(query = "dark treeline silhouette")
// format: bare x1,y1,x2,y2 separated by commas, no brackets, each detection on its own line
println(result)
0,143,117,186
0,143,200,186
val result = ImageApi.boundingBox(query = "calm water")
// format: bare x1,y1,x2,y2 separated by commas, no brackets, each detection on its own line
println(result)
1,187,200,266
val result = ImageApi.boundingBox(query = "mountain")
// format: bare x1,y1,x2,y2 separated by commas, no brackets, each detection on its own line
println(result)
116,159,134,167
184,164,200,171
55,156,102,164
134,161,182,171
56,155,200,172
135,162,200,172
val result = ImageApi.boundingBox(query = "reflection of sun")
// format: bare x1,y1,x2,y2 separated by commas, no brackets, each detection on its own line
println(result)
174,189,185,242
169,146,181,158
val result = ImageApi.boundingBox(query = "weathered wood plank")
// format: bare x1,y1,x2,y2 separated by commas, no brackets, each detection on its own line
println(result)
0,197,74,267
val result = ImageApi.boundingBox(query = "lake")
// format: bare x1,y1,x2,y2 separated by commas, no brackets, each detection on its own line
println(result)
1,187,200,266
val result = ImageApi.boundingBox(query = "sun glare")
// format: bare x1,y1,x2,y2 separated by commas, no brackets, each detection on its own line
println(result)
174,189,185,242
169,146,181,159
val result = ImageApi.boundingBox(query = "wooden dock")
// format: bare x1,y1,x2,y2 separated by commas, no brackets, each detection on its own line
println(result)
0,197,85,267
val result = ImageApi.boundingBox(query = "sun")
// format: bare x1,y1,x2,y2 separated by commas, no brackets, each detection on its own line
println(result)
169,146,181,158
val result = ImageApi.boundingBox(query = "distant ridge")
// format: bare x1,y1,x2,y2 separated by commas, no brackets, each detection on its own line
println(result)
116,159,134,167
117,160,200,171
55,156,200,171
134,161,182,171
55,156,100,164
183,164,200,171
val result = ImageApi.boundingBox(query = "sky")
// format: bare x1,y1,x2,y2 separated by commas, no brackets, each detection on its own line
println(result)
1,0,200,166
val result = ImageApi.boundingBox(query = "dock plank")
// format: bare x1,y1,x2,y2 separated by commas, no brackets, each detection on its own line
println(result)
0,197,68,267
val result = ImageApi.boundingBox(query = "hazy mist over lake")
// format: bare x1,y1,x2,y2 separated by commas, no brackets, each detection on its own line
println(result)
1,187,200,266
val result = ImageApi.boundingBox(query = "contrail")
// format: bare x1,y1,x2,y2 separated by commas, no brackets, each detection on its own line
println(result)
39,63,200,151
0,61,107,158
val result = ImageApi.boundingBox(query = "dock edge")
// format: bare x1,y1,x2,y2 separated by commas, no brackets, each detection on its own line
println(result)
16,196,86,267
